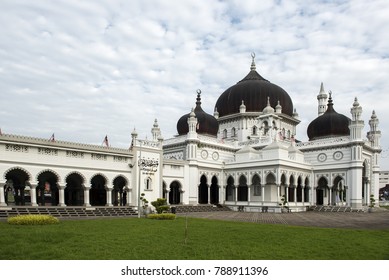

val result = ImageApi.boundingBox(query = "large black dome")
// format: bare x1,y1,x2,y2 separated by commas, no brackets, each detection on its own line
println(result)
307,94,350,140
214,59,294,117
177,91,219,136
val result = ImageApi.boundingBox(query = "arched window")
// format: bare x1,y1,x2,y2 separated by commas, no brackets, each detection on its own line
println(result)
252,174,261,196
223,129,227,139
145,177,152,190
287,130,291,139
231,127,236,137
252,126,257,135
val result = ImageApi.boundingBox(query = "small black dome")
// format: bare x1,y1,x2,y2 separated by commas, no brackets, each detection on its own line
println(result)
307,94,350,140
214,58,294,117
177,91,219,136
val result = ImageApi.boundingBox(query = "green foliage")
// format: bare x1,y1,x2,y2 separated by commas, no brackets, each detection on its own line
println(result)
7,214,59,225
151,198,170,213
147,213,176,220
279,194,287,206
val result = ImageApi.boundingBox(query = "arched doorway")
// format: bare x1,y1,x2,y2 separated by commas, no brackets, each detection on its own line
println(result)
333,176,345,205
169,181,181,204
304,177,310,203
210,176,219,204
4,168,30,206
238,175,248,201
65,173,84,206
198,175,208,204
316,177,328,205
113,176,127,206
37,170,59,206
288,175,295,202
281,174,287,200
252,174,261,197
226,176,234,201
90,174,107,206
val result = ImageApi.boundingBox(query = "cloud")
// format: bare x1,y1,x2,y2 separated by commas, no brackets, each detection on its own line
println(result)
0,0,388,167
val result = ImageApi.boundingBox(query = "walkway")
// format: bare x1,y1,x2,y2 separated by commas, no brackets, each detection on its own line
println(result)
178,210,389,229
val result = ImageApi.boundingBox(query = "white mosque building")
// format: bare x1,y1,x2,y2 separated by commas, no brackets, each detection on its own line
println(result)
0,56,382,212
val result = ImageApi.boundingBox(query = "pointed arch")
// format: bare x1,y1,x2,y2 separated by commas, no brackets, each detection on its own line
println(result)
226,176,234,201
90,174,107,206
113,175,127,206
64,171,86,184
198,174,208,204
296,176,303,202
316,176,328,205
304,176,310,203
252,174,261,196
169,180,181,204
210,175,219,204
90,172,109,185
4,166,32,182
238,175,248,201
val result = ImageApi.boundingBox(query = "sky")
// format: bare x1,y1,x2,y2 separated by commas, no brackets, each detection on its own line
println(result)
0,0,388,168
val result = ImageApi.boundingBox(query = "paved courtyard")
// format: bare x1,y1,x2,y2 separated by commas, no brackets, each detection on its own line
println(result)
178,210,389,229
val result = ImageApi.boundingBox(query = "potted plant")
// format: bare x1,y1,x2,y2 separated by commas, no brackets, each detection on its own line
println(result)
279,194,288,213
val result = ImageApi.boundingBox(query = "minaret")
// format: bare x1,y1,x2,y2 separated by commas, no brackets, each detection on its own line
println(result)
130,127,138,148
349,97,364,141
214,107,219,119
151,119,161,141
368,110,381,148
250,52,256,71
317,82,327,116
367,110,381,206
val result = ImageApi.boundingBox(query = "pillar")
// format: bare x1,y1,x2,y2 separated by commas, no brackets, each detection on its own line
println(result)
261,185,265,202
125,188,132,206
105,186,113,207
208,186,211,204
247,186,251,203
0,183,6,207
235,187,238,202
218,186,223,204
293,186,297,203
302,186,305,205
30,184,38,207
313,187,316,205
58,185,66,207
286,186,289,203
277,185,280,204
83,185,91,207
329,186,332,205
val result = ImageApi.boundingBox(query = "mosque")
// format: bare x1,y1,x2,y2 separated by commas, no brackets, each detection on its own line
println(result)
0,55,382,212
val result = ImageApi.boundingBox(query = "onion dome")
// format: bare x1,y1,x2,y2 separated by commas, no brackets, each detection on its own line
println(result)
307,92,350,140
262,97,275,114
177,90,219,136
214,53,294,117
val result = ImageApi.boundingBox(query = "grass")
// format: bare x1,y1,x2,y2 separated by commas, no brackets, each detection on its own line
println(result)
0,217,388,260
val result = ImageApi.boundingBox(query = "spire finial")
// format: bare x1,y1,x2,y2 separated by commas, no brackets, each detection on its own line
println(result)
327,90,334,106
196,89,201,106
250,52,256,71
267,96,270,106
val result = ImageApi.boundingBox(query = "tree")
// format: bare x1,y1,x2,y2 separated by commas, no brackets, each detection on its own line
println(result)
151,198,170,214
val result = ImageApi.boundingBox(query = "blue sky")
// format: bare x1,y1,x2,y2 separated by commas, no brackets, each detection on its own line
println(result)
0,0,388,168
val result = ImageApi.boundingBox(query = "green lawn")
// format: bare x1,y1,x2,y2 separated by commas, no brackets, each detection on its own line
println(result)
0,217,388,260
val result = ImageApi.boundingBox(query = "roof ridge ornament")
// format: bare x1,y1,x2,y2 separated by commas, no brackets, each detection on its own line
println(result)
250,52,256,71
196,89,201,106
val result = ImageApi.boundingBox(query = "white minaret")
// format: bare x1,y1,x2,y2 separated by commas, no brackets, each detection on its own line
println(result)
367,110,381,206
151,119,161,141
317,82,327,116
349,97,364,141
368,110,381,148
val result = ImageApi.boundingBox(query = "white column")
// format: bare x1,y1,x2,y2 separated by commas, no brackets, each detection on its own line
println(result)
30,184,38,207
329,187,332,205
105,186,113,207
313,187,316,205
218,186,222,204
261,185,265,202
286,186,289,203
208,186,211,204
0,183,6,207
58,185,66,207
302,187,305,205
235,187,238,202
293,186,297,203
277,185,280,204
125,188,132,206
83,185,91,207
165,190,170,205
247,186,251,203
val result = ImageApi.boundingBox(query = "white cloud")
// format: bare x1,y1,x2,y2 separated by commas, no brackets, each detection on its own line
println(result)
0,0,389,167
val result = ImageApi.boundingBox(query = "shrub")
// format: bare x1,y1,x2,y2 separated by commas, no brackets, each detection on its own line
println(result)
8,215,59,225
151,198,170,214
147,213,176,220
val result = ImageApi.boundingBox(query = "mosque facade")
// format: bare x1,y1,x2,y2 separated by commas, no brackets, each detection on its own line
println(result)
0,56,382,212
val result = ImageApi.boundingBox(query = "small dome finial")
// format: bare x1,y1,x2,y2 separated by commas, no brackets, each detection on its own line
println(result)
250,52,256,71
196,89,201,106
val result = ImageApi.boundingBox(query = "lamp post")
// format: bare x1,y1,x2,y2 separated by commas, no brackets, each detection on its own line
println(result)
137,141,159,218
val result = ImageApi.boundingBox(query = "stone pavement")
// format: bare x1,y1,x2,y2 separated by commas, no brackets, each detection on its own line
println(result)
177,211,389,229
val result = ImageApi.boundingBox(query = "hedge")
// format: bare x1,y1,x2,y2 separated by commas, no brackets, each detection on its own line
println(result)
7,214,59,225
147,213,176,220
